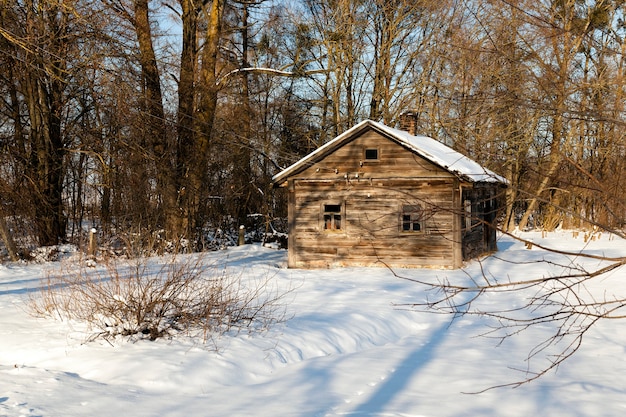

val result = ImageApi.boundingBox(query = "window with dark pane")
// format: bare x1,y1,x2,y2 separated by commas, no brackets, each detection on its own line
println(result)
323,204,342,231
401,205,423,232
364,148,379,160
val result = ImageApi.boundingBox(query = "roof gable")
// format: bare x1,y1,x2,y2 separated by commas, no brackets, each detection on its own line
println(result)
272,120,507,185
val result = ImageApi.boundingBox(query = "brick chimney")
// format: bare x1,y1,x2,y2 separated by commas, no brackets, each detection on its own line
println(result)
399,111,419,136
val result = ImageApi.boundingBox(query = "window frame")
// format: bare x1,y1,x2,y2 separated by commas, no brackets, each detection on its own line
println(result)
322,202,344,232
363,147,380,162
400,204,424,233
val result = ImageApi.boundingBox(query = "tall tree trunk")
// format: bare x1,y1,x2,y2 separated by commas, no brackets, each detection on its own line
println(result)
177,0,199,238
235,2,253,225
189,0,225,235
134,0,179,239
21,16,67,246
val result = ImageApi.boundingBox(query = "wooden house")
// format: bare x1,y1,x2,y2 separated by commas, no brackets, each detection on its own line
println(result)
272,118,507,269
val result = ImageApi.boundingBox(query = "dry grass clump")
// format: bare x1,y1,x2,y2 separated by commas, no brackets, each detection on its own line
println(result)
30,254,288,343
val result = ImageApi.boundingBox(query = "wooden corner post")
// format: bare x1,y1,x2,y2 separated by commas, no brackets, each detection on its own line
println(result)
452,180,463,268
287,180,296,267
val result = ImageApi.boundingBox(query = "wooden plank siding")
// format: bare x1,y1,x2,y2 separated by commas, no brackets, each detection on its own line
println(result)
286,132,464,268
294,131,453,182
279,127,503,269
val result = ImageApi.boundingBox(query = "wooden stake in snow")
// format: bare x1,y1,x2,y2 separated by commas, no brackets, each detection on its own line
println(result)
88,228,97,259
238,225,245,246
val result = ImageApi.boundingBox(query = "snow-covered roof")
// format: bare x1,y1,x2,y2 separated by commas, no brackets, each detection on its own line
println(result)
272,119,507,185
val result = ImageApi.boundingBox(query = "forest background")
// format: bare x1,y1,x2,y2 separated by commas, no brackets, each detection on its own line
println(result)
1,0,625,256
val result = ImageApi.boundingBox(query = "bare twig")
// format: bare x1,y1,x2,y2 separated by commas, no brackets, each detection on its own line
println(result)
392,231,626,391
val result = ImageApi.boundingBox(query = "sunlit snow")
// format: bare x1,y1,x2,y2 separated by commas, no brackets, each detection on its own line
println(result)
1,231,625,416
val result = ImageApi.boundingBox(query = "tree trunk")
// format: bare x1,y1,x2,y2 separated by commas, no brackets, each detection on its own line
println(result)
0,214,19,261
134,0,180,239
188,0,225,234
518,110,564,231
24,69,66,246
236,2,253,225
177,0,199,238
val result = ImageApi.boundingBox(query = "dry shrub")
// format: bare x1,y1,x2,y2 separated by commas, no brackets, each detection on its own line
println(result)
30,255,289,343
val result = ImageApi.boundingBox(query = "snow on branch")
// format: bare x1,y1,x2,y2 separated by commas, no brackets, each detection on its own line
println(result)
217,66,328,86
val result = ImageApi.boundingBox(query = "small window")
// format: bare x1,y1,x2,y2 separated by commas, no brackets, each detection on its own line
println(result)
401,205,423,232
323,204,342,231
364,148,379,160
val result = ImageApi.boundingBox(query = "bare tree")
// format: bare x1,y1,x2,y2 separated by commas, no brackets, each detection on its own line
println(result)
0,0,109,247
0,1,71,246
400,227,626,390
395,0,626,389
369,0,454,125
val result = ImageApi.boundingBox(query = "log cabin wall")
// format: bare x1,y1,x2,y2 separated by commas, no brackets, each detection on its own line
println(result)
287,130,464,268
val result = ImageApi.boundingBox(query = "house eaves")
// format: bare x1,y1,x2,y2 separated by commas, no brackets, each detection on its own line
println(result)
272,119,508,186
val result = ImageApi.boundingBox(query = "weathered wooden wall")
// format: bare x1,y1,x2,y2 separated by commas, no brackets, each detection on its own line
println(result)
287,131,464,268
461,185,499,260
295,130,455,181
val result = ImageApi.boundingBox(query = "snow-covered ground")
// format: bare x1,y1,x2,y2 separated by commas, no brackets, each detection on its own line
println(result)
1,231,626,417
